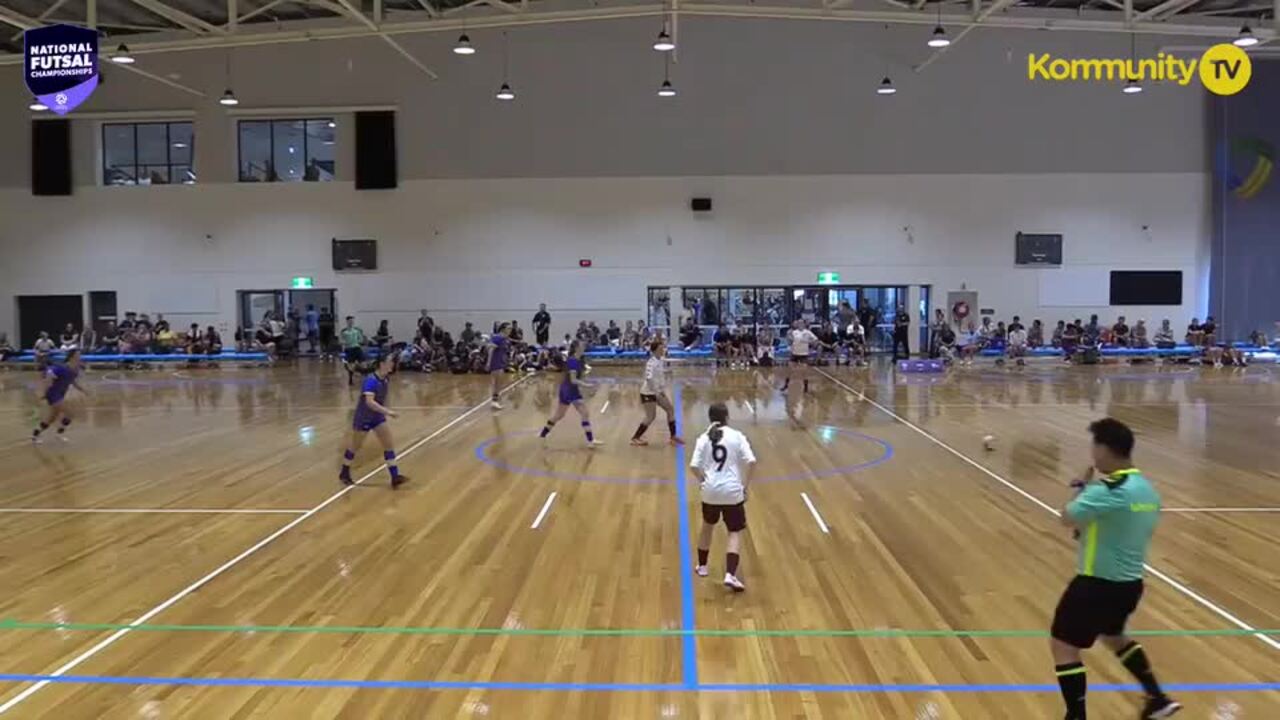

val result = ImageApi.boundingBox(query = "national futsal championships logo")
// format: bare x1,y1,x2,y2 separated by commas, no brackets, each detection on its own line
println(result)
1027,43,1251,96
23,24,100,115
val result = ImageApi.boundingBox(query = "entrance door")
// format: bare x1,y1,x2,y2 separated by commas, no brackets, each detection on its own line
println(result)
17,294,84,349
239,290,284,330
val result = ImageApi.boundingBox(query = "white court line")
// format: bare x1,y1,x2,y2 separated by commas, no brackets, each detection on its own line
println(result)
0,373,534,715
800,492,830,534
0,507,307,515
1163,508,1280,513
744,400,755,414
530,491,558,529
815,368,1280,652
600,400,610,414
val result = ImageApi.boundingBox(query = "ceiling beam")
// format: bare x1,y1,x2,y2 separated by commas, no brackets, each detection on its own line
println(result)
228,0,237,32
9,0,71,40
331,0,441,79
412,0,440,17
0,3,1266,67
0,5,39,31
233,0,292,24
112,62,207,97
126,0,226,34
1133,0,1200,21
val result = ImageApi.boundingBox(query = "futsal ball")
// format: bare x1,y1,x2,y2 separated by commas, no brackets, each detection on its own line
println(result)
982,435,996,451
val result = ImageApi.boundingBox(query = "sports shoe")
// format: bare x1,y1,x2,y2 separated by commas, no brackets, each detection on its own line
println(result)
670,437,685,446
723,573,745,592
1142,696,1182,719
31,435,43,445
390,474,408,489
587,440,605,448
491,400,503,410
694,565,709,577
630,438,649,447
339,471,353,486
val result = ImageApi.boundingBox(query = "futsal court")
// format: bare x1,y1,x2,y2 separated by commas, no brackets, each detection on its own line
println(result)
1,360,1277,718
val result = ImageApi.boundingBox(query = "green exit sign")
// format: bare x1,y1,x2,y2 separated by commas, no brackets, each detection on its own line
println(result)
817,271,840,285
291,276,314,289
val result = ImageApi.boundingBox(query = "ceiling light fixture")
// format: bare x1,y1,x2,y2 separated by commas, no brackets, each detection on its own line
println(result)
1122,33,1143,95
658,55,676,97
29,98,48,111
1122,79,1143,94
219,89,239,106
454,33,476,55
877,76,897,95
495,82,515,101
654,29,675,52
111,44,135,64
496,32,515,100
1234,24,1259,47
927,3,950,48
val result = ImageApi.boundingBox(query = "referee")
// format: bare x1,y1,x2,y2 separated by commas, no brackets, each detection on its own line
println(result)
1052,418,1181,719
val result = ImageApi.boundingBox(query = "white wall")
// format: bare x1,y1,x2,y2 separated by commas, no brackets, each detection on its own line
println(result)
0,172,1209,342
0,19,1213,342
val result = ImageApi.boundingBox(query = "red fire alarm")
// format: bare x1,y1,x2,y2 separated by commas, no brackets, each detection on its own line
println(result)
579,259,592,268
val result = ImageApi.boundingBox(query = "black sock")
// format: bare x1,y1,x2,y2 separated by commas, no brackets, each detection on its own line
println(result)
539,421,555,438
803,379,810,392
632,423,649,441
667,420,677,438
726,552,740,575
57,417,71,434
33,422,48,438
697,549,709,566
1117,642,1164,699
1055,662,1087,719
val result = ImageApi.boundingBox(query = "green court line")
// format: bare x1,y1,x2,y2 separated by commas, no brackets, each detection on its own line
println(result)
2,619,1277,639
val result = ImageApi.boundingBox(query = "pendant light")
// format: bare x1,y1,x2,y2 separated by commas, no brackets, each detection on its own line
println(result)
495,32,515,100
454,33,476,55
219,52,239,107
111,44,135,64
927,3,950,48
1122,33,1142,95
1234,25,1258,48
877,77,897,95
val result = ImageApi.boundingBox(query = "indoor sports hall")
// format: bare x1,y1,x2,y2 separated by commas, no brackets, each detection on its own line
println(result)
0,1,1277,718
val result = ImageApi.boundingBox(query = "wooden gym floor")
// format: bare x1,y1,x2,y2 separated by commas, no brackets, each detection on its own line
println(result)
0,360,1276,718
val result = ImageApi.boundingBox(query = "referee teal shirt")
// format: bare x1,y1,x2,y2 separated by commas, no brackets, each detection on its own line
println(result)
1065,469,1161,582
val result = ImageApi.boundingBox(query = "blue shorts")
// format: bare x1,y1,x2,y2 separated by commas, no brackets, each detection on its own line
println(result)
353,415,386,432
558,385,583,405
44,391,66,406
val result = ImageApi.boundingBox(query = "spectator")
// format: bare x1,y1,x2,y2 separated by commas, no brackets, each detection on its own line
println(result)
118,312,137,331
1008,315,1025,333
155,323,178,354
417,309,435,344
1185,318,1204,346
623,321,638,350
318,307,336,360
1051,320,1065,347
1249,329,1268,347
305,304,320,353
533,304,552,346
59,323,79,351
956,322,980,366
154,314,170,333
994,320,1007,342
33,331,56,368
1028,319,1044,348
818,320,839,365
267,312,286,349
1083,314,1100,345
606,320,622,349
373,320,392,350
858,299,879,348
679,317,701,350
137,313,153,331
1062,320,1081,360
928,308,947,358
892,304,911,359
1132,320,1149,349
1201,316,1218,346
1154,319,1175,349
134,323,155,353
937,324,957,365
98,321,120,354
204,326,223,355
1005,321,1029,367
1111,316,1130,347
0,332,16,361
587,322,603,345
460,322,479,347
844,317,867,367
339,316,365,384
637,320,649,343
510,320,524,344
186,323,204,353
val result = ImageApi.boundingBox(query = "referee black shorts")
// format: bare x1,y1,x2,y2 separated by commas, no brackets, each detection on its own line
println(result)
1051,575,1144,649
344,346,365,364
639,393,659,404
701,502,747,532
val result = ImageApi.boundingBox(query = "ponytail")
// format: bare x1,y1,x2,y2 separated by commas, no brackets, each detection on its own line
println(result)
708,421,724,444
707,402,729,443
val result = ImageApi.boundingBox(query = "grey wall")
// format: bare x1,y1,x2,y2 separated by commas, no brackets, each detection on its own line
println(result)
1210,61,1280,341
0,19,1208,186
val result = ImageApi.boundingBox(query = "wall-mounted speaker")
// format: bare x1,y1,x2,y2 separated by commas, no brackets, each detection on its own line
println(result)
32,120,72,196
691,197,712,213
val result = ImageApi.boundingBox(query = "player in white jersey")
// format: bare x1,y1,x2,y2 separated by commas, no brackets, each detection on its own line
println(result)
689,402,756,592
782,320,817,393
631,338,684,447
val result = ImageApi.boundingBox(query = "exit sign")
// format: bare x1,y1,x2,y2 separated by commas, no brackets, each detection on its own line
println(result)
817,271,840,285
291,276,314,289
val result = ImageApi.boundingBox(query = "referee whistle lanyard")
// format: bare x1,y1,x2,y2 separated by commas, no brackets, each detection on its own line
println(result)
1103,467,1140,489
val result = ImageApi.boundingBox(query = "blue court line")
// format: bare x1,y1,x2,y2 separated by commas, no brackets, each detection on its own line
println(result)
673,383,698,689
0,675,1276,693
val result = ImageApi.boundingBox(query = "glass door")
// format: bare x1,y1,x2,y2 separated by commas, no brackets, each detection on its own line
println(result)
239,290,284,330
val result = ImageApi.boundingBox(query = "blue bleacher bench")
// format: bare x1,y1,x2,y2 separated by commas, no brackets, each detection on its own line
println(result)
6,351,270,363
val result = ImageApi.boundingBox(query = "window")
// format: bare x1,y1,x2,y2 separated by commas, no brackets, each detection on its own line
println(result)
102,121,194,186
238,118,336,182
646,287,670,334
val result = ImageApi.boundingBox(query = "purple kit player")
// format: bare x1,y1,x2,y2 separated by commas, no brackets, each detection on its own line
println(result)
488,323,511,410
339,353,409,488
538,340,603,447
32,349,88,443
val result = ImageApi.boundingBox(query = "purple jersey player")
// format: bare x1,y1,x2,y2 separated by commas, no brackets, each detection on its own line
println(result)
538,340,602,447
32,349,87,444
488,323,512,410
339,353,408,488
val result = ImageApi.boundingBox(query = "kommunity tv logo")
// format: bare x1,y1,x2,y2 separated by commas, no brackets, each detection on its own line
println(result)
1027,43,1252,96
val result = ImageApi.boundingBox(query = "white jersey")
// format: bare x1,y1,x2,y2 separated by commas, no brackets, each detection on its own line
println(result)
690,425,756,505
640,355,667,395
789,329,817,357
